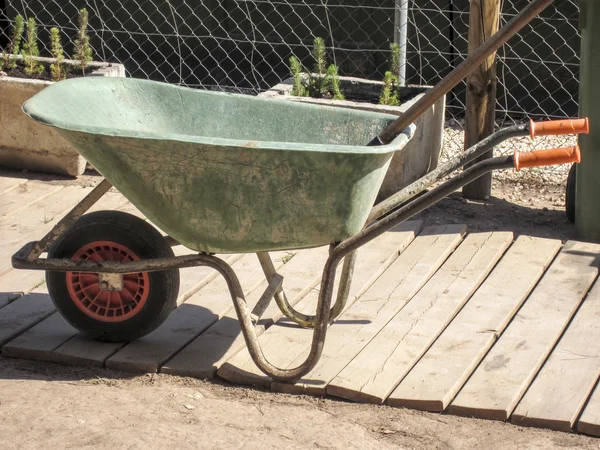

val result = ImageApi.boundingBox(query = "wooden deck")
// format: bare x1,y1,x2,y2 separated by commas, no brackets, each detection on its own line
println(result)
2,172,600,436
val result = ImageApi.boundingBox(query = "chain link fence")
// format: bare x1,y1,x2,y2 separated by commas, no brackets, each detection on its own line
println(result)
0,0,581,184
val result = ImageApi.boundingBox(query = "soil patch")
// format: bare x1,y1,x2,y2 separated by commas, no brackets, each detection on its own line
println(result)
3,61,95,81
0,357,597,450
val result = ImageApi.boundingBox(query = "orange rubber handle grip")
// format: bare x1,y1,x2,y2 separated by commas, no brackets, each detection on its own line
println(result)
530,118,590,139
514,145,581,171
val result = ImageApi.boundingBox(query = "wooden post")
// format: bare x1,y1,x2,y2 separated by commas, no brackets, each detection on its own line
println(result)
462,0,501,200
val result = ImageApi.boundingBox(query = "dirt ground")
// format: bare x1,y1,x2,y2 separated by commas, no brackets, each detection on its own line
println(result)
0,168,593,449
415,178,576,242
1,357,598,450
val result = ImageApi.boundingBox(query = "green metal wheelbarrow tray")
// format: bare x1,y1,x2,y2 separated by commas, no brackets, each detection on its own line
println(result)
11,76,587,383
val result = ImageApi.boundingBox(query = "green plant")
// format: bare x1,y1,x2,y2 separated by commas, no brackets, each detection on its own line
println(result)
288,37,345,100
289,56,306,97
49,27,66,81
306,37,328,97
74,8,93,74
312,37,327,77
1,14,24,71
21,17,44,76
379,43,401,106
326,64,345,101
390,42,400,77
280,252,296,264
379,71,400,106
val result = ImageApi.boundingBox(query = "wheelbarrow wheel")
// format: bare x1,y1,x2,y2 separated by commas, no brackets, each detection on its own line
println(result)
46,210,180,342
566,163,576,223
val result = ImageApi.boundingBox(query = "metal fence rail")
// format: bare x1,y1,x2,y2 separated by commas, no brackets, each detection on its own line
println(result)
0,0,581,160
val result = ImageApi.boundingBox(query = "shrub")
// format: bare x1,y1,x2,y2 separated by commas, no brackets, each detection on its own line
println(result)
1,14,25,71
290,56,306,97
379,71,400,106
326,64,344,101
49,28,66,81
21,17,44,77
379,43,401,106
74,8,93,74
288,37,345,100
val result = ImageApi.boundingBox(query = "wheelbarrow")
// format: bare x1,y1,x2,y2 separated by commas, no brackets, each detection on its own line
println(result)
10,75,588,383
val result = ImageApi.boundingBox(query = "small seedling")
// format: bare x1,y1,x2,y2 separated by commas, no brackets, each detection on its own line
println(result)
31,279,46,290
379,71,400,106
290,56,306,97
74,8,93,75
289,37,345,100
312,37,327,77
49,28,66,81
390,42,401,77
21,17,44,77
379,43,401,106
307,37,328,97
1,14,25,71
326,64,344,101
281,252,296,264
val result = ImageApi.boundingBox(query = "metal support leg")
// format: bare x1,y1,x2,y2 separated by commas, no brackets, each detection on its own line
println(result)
256,250,357,328
25,178,113,261
220,253,341,382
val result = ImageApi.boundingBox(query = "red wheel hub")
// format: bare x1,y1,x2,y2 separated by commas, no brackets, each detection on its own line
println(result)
66,241,149,322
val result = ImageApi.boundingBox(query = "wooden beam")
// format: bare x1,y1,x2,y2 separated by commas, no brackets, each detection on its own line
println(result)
462,0,501,200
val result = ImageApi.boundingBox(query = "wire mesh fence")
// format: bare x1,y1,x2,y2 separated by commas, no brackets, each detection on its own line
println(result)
0,0,581,182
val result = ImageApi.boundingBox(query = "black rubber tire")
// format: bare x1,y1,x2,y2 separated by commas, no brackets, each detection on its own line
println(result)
46,210,180,342
566,164,576,223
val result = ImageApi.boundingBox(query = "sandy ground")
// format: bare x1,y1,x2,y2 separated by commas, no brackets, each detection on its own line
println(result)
1,357,598,450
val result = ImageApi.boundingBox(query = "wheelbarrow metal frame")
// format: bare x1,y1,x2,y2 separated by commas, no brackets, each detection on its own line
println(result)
11,124,528,383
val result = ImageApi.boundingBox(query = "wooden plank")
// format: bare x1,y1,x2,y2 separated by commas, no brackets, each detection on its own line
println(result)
387,236,561,412
578,382,600,436
0,185,94,267
0,174,26,195
0,253,245,360
2,312,76,361
87,191,130,213
50,334,125,367
163,221,423,380
327,231,513,405
271,224,467,396
511,279,600,432
0,182,63,218
0,286,56,346
216,222,425,388
0,267,218,361
0,192,130,308
448,240,600,421
160,245,332,379
0,271,47,309
0,194,239,362
104,252,285,373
